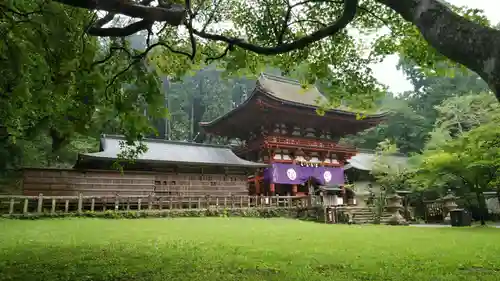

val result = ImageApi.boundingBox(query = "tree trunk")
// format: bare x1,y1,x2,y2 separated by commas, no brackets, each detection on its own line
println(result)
377,0,500,101
474,189,487,226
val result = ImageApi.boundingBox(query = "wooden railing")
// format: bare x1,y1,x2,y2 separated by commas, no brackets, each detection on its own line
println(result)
0,194,312,216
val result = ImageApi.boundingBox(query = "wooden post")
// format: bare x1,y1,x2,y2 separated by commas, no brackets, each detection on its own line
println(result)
9,198,15,215
37,194,43,214
188,197,192,209
77,193,83,214
23,198,29,214
254,172,261,195
239,196,243,208
270,183,275,196
197,197,202,209
64,200,69,213
51,198,56,214
247,196,251,207
148,195,153,210
90,198,95,212
137,198,142,211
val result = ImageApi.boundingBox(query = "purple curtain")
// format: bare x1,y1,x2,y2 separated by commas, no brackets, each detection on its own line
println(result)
263,163,344,185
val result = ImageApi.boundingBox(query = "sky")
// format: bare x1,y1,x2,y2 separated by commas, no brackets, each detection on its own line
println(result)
370,0,500,94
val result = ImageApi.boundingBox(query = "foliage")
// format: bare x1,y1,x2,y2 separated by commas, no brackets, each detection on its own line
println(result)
371,139,412,194
368,139,414,223
342,55,492,154
341,95,432,153
162,67,255,141
5,207,307,220
410,96,500,225
433,93,499,137
0,1,170,173
415,122,500,191
411,93,499,190
23,0,498,110
2,218,500,281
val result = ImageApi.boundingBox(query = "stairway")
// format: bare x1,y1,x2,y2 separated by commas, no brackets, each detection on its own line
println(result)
339,206,392,224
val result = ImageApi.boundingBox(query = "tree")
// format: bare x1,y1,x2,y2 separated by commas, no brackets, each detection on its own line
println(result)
342,56,492,154
414,121,500,225
37,0,500,103
0,1,168,173
410,93,500,225
398,56,490,122
156,67,256,141
341,94,431,153
433,93,499,137
371,139,412,194
369,139,412,222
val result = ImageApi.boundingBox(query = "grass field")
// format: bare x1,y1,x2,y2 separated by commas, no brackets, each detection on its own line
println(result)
1,218,499,281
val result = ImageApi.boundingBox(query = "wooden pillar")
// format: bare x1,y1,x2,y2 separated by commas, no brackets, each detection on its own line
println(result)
255,172,261,195
270,183,275,195
268,148,275,196
292,151,297,195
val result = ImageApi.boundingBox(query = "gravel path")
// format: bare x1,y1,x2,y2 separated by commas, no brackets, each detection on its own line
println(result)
410,224,500,228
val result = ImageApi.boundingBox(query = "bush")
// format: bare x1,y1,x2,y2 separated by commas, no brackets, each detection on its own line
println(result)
3,207,324,221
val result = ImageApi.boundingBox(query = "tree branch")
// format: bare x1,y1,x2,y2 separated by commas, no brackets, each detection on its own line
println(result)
54,0,186,25
377,0,500,101
192,0,358,55
91,46,132,68
204,44,233,63
88,19,154,37
185,0,197,61
201,0,223,32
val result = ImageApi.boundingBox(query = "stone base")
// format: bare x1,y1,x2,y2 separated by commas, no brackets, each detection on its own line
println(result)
386,213,409,225
444,215,451,224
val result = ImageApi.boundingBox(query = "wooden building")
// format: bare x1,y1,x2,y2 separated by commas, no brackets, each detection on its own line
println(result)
22,135,267,196
344,150,408,207
200,73,387,203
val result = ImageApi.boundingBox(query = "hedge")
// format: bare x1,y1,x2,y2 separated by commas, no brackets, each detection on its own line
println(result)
2,206,325,221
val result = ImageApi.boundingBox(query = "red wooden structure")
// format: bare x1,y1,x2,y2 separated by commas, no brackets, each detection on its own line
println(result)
200,73,386,197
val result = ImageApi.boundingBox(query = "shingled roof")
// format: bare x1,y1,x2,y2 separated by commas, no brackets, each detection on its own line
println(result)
78,135,267,168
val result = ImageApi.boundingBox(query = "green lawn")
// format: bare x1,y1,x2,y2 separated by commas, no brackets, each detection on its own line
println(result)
1,218,499,281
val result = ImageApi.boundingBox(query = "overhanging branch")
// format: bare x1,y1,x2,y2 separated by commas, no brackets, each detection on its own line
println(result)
88,19,154,37
54,0,186,25
191,0,358,55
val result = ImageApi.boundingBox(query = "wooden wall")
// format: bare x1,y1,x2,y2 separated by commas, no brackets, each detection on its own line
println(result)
22,168,249,197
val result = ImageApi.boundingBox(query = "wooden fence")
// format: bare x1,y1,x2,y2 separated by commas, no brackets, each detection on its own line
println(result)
0,194,312,216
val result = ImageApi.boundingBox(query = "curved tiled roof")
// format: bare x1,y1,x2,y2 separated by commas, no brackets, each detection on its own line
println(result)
200,73,387,127
345,150,407,171
78,135,267,168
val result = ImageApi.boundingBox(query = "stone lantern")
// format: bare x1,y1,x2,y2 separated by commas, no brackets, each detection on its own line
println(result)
442,192,458,223
385,194,408,225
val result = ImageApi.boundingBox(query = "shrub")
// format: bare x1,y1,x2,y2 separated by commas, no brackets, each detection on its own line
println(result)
3,207,324,221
